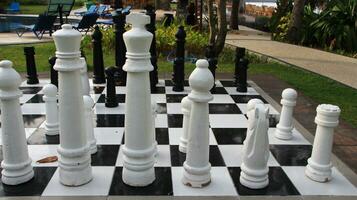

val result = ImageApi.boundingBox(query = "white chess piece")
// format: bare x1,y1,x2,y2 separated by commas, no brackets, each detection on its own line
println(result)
182,59,214,188
305,104,340,182
0,60,34,185
80,57,90,96
122,12,156,187
53,24,92,186
179,96,192,153
151,100,158,156
240,100,270,189
83,95,97,154
43,84,59,136
275,88,297,140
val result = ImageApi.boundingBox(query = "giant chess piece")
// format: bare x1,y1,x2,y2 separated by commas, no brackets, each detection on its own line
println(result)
205,44,217,91
113,8,128,86
234,47,249,92
240,100,270,189
83,95,97,154
105,66,119,108
92,26,106,84
182,59,214,188
151,101,158,156
48,56,58,87
53,24,92,186
80,57,90,96
179,96,192,153
43,84,59,136
146,5,159,91
275,88,297,140
122,13,156,187
305,104,340,182
24,46,39,84
172,26,186,92
0,60,34,185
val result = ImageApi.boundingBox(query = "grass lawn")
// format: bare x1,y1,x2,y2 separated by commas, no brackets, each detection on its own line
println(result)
0,42,356,128
19,5,82,15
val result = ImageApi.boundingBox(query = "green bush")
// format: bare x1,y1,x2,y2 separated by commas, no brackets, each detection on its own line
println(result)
272,12,291,42
254,16,270,32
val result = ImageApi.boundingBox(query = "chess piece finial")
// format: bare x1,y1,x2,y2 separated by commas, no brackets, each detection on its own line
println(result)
240,101,270,189
182,59,214,188
0,60,34,185
275,88,297,140
43,84,59,136
305,104,340,182
53,24,82,59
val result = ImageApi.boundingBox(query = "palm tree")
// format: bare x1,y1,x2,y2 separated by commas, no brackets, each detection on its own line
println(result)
230,0,240,30
287,0,306,43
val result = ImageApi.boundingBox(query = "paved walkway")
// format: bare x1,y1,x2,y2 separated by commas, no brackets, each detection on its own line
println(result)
226,26,357,89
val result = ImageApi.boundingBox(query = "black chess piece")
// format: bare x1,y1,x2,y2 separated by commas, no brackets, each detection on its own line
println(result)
172,26,186,92
234,47,246,85
112,8,129,86
146,4,159,92
235,47,249,93
105,67,118,108
205,44,217,91
92,26,106,84
24,46,39,84
48,56,58,88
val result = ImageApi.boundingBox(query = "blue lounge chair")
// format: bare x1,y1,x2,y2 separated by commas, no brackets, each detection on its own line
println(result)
97,5,112,18
74,5,97,16
72,13,99,34
6,2,20,13
15,14,57,40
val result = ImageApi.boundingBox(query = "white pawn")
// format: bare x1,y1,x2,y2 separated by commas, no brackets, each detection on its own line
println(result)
179,96,192,153
83,95,97,154
0,60,34,185
305,104,340,182
240,100,270,189
151,101,158,156
182,59,214,188
275,88,297,140
80,57,90,96
43,84,59,136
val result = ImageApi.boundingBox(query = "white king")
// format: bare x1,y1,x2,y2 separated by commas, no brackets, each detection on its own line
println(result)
53,24,92,186
121,12,156,187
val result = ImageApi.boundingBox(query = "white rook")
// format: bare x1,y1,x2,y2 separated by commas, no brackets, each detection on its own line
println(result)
80,57,90,96
182,59,214,188
305,104,340,182
43,84,59,136
83,95,97,154
0,60,34,185
275,88,297,140
179,96,192,153
53,24,92,186
151,101,158,156
122,13,156,187
240,100,270,189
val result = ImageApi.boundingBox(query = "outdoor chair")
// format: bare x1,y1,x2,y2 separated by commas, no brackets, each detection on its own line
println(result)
74,5,97,16
6,2,20,13
72,13,99,34
97,5,112,18
15,14,57,40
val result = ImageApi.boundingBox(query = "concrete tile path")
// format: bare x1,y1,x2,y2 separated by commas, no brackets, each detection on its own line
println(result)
226,26,357,89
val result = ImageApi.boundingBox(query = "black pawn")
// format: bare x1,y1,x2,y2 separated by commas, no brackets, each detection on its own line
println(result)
48,56,58,88
92,26,106,84
146,4,159,92
235,47,249,93
205,44,217,91
105,67,118,108
172,26,186,92
234,47,245,85
24,46,39,84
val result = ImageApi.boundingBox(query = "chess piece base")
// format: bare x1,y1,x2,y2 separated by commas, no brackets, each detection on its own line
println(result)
305,158,332,182
1,159,34,185
182,161,211,188
45,122,59,136
274,125,293,140
240,163,269,189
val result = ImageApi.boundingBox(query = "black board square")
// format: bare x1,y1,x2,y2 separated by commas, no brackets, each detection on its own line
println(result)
209,104,242,114
97,94,126,103
93,86,105,94
156,103,167,114
109,167,173,195
91,145,120,166
210,87,228,94
151,87,166,94
20,87,42,94
166,94,187,103
228,167,300,196
212,128,247,144
155,128,169,144
0,167,57,196
26,94,44,103
167,114,183,128
21,115,45,128
27,128,59,145
95,114,124,127
270,145,312,166
231,95,267,103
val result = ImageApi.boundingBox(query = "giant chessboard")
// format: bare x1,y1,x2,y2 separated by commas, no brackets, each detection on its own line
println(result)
0,79,356,198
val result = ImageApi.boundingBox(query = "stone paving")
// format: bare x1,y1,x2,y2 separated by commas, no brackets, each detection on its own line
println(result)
226,26,357,89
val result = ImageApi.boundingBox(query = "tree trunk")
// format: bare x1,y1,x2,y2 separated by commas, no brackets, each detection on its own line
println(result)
155,0,170,10
176,0,189,21
207,0,216,44
214,0,227,56
287,0,306,43
230,0,239,30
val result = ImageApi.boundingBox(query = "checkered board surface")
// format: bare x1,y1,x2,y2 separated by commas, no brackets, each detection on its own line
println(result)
0,79,356,197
